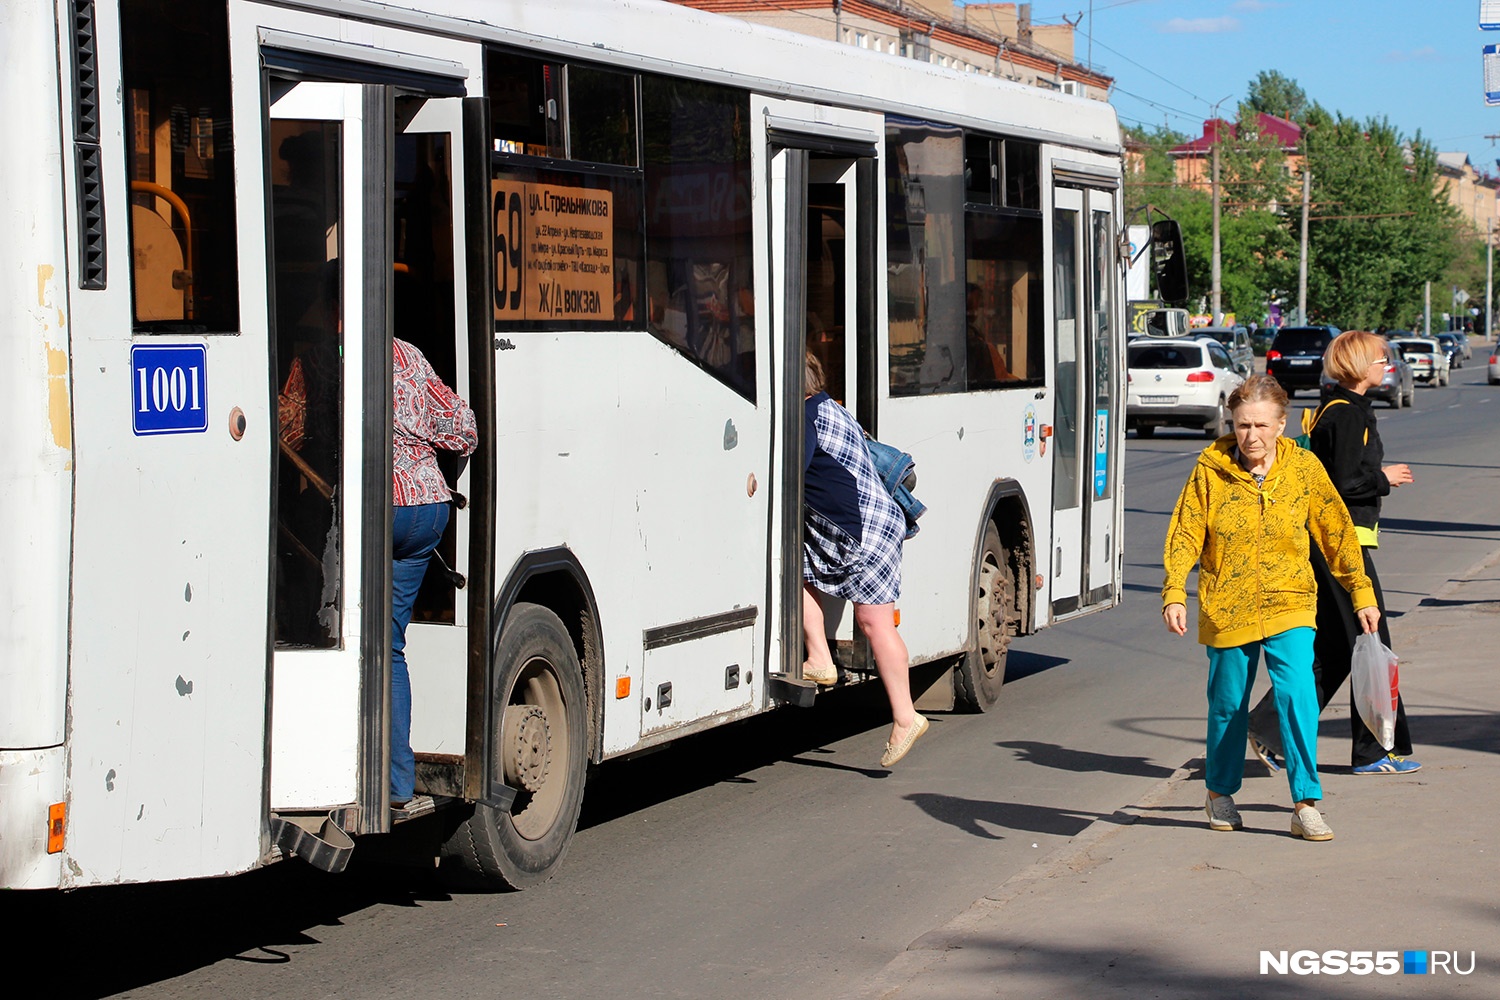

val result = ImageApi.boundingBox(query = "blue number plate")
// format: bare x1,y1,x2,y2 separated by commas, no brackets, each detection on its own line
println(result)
132,345,209,435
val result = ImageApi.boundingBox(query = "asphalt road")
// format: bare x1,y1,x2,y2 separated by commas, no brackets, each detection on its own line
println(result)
17,361,1500,1000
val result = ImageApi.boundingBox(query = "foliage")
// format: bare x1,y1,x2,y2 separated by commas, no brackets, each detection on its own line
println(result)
1246,70,1307,124
1126,74,1469,330
1123,118,1295,319
1295,109,1462,329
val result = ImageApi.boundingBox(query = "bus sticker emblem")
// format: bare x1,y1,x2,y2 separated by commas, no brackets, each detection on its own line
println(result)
1022,404,1037,463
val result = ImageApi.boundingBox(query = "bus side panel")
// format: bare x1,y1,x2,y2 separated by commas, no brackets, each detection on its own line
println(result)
882,391,1051,657
0,0,72,756
0,0,73,891
0,748,66,888
494,333,769,758
56,3,270,886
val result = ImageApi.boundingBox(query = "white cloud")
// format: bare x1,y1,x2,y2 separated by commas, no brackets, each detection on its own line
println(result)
1381,46,1441,64
1158,16,1242,34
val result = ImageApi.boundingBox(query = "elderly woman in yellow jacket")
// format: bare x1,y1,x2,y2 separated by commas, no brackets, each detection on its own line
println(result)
1163,374,1379,841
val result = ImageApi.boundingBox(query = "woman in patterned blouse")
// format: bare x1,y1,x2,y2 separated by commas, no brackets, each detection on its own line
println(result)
391,338,477,810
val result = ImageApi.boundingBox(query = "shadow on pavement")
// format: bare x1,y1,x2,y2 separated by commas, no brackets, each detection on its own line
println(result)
1379,517,1500,534
995,740,1175,778
903,793,1105,840
1004,649,1070,682
901,936,1478,998
0,852,452,999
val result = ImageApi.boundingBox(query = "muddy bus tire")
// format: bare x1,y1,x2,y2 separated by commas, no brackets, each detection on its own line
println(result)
442,602,588,889
955,521,1014,712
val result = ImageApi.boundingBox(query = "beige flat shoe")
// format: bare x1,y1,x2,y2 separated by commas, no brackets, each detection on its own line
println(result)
880,713,930,768
804,661,837,686
1291,805,1334,842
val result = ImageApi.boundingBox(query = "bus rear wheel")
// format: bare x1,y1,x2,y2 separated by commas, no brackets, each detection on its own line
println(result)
956,521,1014,712
442,603,587,889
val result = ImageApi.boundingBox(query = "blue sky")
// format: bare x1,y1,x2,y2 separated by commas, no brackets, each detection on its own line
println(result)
1023,0,1500,172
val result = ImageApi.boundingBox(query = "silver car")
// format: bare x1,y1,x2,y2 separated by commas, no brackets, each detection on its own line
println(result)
1195,325,1255,377
1320,341,1415,407
1127,338,1245,438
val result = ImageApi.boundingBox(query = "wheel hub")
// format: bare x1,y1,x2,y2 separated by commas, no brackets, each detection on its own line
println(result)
502,704,552,793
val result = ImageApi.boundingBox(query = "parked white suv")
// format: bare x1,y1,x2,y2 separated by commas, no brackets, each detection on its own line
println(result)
1389,336,1449,387
1127,338,1246,439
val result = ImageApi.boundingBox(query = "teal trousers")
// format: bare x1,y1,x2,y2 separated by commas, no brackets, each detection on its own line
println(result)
1205,627,1321,803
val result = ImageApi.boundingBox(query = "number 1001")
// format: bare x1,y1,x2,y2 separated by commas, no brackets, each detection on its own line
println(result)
136,364,203,414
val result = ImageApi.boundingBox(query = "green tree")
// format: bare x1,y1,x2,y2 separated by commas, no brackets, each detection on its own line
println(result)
1296,111,1462,329
1246,70,1307,124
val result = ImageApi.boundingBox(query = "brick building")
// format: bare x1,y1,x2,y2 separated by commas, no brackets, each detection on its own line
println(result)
670,1,1112,100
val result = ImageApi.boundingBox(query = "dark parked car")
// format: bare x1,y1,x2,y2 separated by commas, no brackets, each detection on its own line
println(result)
1266,325,1340,397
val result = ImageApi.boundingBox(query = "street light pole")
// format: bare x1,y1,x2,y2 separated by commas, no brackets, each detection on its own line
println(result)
1488,218,1494,342
1297,168,1311,326
1211,142,1222,325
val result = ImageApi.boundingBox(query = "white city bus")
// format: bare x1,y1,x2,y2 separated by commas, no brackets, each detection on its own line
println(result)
2,0,1173,890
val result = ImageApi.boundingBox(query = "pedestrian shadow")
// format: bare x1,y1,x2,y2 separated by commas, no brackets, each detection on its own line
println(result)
1403,710,1500,755
903,793,1107,841
995,740,1175,779
1414,595,1500,610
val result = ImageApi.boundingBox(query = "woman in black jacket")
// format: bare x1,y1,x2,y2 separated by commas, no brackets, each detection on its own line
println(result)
1248,330,1421,774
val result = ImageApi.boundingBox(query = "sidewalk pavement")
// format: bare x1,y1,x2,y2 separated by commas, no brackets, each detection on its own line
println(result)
852,544,1500,999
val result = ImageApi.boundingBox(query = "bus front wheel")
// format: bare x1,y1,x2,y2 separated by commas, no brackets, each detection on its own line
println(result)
956,521,1014,712
442,602,587,889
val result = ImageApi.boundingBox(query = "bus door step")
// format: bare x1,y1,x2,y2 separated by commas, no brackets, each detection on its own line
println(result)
270,813,355,874
768,673,818,708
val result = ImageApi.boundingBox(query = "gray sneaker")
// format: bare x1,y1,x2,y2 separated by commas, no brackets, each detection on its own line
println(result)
1291,804,1334,841
1205,793,1243,831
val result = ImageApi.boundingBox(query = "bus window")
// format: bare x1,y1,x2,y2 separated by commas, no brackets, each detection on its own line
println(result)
568,66,638,167
270,123,343,649
1004,139,1041,211
487,50,565,158
965,213,1044,387
641,76,755,401
886,118,964,396
120,0,239,332
805,183,847,403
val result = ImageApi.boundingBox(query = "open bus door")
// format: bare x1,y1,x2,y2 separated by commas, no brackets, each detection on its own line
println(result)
262,65,489,863
761,99,882,695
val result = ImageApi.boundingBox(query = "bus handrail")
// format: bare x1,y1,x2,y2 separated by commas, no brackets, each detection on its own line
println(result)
129,180,195,319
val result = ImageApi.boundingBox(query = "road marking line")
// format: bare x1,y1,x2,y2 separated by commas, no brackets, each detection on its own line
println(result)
1448,404,1462,409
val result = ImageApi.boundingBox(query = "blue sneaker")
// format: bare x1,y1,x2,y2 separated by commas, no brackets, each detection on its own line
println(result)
1352,753,1422,775
1249,736,1281,774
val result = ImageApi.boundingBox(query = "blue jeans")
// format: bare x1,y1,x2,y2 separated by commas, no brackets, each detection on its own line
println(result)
1205,628,1322,803
391,502,450,801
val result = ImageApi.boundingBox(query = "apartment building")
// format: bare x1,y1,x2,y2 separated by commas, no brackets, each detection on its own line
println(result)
670,1,1112,100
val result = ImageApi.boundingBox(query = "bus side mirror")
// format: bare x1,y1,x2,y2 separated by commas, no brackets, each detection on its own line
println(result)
1150,219,1189,304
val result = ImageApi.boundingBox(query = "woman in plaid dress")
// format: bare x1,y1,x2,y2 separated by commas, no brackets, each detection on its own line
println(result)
801,353,929,767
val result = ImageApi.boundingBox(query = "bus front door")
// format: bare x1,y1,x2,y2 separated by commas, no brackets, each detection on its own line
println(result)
265,75,489,842
266,80,391,835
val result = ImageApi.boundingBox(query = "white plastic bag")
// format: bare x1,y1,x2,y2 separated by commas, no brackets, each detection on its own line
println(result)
1350,633,1400,751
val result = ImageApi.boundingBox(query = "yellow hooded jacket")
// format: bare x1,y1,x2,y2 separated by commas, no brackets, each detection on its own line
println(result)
1162,436,1375,648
